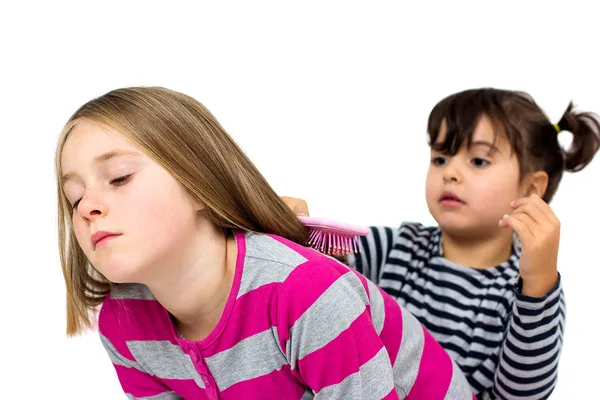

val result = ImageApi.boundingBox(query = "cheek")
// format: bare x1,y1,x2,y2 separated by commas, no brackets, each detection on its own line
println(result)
127,185,197,244
472,171,520,207
425,168,447,211
425,170,437,201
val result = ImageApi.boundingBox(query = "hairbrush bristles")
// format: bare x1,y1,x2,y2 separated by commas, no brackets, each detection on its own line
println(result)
298,216,369,256
307,228,360,256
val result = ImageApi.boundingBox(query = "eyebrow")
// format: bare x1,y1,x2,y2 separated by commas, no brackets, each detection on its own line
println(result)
61,150,140,184
430,140,502,155
471,140,501,154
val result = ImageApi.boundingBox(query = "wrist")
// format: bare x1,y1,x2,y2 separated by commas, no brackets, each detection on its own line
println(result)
519,270,559,298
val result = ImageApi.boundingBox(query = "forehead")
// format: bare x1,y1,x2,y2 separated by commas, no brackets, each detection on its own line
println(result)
437,115,510,149
61,120,140,170
470,116,501,142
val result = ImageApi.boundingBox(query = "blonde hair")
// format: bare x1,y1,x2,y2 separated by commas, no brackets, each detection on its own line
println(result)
55,87,309,336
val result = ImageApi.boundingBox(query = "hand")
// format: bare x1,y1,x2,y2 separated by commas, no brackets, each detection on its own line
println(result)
499,194,560,297
281,196,310,216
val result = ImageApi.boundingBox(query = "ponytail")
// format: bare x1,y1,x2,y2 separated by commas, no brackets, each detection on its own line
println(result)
558,102,600,172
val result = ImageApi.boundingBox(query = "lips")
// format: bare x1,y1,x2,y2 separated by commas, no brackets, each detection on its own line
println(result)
91,231,121,248
439,191,465,204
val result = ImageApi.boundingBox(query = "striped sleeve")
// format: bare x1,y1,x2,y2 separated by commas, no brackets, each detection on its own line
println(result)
492,275,566,399
98,298,184,400
347,226,398,284
272,259,399,399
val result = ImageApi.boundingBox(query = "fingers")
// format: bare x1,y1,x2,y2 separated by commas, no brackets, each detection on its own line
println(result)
280,196,310,216
510,194,560,229
500,212,535,242
510,200,548,227
499,194,560,245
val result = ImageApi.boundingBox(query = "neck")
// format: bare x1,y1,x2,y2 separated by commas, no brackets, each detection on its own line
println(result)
145,225,238,341
441,227,514,269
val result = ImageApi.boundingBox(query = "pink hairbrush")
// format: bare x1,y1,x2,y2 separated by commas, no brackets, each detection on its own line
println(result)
298,216,369,256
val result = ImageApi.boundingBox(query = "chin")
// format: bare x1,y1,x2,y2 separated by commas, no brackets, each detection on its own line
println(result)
437,218,502,238
93,258,146,285
432,212,476,232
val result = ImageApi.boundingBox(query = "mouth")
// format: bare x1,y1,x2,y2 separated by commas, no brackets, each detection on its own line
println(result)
91,231,122,249
439,192,465,205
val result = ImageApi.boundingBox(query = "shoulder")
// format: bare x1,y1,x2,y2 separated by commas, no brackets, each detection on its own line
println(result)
388,221,441,255
98,283,162,340
398,221,439,239
362,221,438,251
276,252,371,324
244,231,358,284
237,231,365,302
242,232,312,270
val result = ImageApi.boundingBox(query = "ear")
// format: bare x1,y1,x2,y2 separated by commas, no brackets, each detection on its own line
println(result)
521,170,549,198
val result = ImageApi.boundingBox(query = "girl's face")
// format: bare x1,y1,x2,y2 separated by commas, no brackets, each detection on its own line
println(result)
425,116,528,237
61,120,202,284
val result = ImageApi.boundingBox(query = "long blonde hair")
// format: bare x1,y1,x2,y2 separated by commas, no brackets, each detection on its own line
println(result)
55,87,309,336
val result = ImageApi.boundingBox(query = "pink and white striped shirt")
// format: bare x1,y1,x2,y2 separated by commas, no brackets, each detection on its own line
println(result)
99,231,475,399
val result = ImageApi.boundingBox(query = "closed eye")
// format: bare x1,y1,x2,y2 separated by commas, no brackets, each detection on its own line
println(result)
110,174,132,185
72,174,133,210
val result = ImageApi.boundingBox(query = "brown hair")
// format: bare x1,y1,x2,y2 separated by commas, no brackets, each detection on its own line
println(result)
55,87,309,336
427,88,600,202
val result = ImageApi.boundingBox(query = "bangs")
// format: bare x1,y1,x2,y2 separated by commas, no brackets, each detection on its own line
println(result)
427,88,520,156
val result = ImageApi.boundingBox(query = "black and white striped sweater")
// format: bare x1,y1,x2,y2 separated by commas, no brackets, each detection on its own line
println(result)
347,222,565,400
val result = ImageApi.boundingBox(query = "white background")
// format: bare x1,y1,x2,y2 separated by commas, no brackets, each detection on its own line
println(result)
1,1,598,398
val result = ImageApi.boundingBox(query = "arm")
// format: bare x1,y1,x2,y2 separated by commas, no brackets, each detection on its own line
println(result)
99,300,183,400
496,195,566,398
347,225,398,284
273,259,399,399
492,277,565,399
278,195,398,285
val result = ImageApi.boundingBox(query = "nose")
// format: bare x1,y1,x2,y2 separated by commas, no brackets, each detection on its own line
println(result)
77,188,108,221
442,159,462,184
